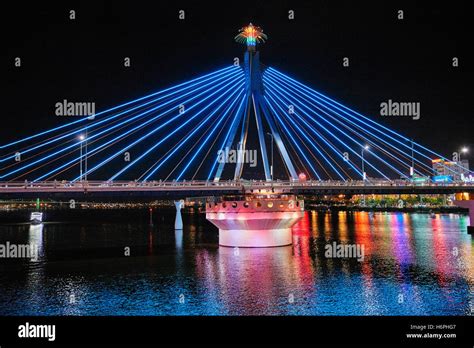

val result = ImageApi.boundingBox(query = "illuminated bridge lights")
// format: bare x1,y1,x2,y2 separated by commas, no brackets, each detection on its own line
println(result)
235,23,267,49
0,23,471,186
0,21,472,244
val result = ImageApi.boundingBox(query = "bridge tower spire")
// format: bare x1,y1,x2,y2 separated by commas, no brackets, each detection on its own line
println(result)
231,23,298,182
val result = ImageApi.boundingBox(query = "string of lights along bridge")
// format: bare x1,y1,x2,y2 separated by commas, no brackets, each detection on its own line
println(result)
0,24,471,186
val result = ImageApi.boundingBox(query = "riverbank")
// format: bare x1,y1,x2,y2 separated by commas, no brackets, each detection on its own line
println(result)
304,204,468,214
0,205,468,225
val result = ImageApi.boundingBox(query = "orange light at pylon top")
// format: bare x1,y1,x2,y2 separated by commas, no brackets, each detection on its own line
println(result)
235,23,268,47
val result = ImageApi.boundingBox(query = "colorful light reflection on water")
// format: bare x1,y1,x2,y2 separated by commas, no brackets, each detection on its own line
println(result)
0,210,472,315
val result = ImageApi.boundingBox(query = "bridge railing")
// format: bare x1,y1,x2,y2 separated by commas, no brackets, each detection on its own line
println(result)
0,180,244,190
0,179,472,190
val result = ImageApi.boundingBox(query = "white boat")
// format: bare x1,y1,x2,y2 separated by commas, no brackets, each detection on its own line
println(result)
30,212,43,225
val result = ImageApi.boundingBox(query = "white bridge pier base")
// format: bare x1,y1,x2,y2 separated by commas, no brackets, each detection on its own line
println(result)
206,196,305,247
174,200,184,230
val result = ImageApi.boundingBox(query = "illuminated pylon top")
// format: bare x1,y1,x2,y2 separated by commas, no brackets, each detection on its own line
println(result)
235,23,267,51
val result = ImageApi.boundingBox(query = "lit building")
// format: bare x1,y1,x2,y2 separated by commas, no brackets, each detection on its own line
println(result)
432,159,469,181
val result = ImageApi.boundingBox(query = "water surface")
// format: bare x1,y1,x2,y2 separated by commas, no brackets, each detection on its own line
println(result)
0,210,472,315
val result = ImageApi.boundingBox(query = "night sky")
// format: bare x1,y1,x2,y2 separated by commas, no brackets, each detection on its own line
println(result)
1,1,472,180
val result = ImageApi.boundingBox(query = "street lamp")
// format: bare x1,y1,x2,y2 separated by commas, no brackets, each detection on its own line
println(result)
361,145,369,208
460,147,468,162
78,134,85,181
266,132,274,182
84,126,89,181
361,145,369,183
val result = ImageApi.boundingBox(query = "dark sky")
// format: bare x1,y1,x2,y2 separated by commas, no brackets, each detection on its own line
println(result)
1,0,472,180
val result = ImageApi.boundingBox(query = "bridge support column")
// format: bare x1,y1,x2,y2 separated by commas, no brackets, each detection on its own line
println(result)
206,196,304,247
219,228,293,247
453,198,474,234
174,200,184,230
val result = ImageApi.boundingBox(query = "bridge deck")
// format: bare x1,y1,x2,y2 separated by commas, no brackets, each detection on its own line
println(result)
0,180,473,200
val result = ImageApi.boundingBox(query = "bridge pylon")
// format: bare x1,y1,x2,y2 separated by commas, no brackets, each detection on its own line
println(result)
231,24,298,182
207,24,304,247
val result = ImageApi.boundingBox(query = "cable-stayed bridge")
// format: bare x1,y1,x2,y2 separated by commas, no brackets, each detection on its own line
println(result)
2,23,473,245
1,23,473,198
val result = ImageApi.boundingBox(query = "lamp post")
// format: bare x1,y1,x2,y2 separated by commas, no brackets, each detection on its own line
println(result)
361,145,369,183
361,145,369,207
459,147,469,181
266,132,274,182
78,134,85,181
460,147,468,162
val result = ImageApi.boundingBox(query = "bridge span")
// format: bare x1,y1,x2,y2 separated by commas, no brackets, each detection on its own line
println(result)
0,180,473,201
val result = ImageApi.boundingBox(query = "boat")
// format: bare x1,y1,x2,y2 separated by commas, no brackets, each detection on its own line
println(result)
30,212,43,225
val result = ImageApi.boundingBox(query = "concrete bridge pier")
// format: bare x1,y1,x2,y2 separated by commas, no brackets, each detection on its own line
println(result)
174,200,184,230
206,195,305,247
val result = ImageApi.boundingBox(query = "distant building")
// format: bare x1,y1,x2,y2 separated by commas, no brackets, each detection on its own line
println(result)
432,159,469,181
